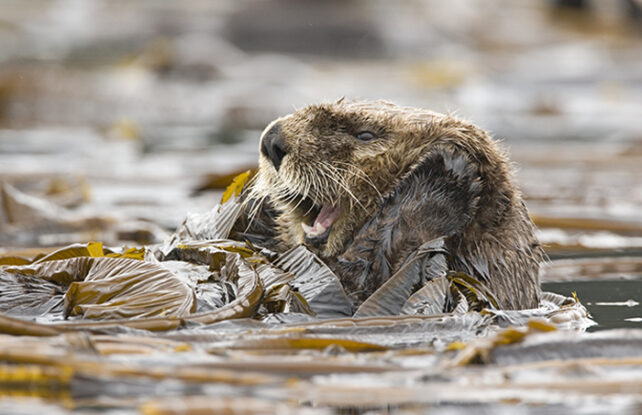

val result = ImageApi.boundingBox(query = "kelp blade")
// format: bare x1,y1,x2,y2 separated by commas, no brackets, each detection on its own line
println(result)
355,238,448,317
274,246,352,318
401,275,451,316
3,257,195,320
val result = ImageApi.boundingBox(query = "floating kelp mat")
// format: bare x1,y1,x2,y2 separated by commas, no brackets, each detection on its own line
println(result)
0,178,640,414
0,328,640,413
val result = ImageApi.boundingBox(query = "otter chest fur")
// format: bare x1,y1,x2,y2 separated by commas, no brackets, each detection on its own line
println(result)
233,100,544,310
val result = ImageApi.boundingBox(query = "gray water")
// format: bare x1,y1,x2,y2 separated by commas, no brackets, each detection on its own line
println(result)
544,279,642,331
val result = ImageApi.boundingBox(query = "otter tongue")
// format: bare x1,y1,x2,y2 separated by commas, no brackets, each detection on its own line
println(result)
302,205,340,237
315,205,340,229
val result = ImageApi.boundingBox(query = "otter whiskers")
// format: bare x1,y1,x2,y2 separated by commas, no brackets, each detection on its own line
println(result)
331,161,383,200
318,161,366,211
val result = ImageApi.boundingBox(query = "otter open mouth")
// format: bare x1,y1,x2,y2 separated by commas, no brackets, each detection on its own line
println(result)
296,197,341,246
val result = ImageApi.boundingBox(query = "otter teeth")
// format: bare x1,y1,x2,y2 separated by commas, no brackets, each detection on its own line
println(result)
302,222,327,237
301,205,341,239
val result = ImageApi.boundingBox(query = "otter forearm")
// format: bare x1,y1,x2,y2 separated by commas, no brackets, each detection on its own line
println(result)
335,148,482,303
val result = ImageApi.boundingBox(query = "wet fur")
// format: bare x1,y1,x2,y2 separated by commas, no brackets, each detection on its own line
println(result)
232,100,544,310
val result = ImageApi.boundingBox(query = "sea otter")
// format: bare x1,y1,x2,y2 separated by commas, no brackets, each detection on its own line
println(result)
232,99,544,310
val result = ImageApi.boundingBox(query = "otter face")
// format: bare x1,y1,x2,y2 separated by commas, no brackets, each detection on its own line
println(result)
252,100,440,258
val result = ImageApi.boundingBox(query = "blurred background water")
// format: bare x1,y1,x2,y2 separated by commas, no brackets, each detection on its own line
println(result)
0,0,641,327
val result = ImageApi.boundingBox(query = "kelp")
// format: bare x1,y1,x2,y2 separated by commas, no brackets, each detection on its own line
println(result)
354,238,448,317
4,323,636,412
0,256,34,266
191,168,257,195
221,170,253,204
0,172,598,340
0,242,143,267
32,242,106,263
0,333,282,393
63,258,195,320
200,312,495,350
0,181,167,247
446,271,500,311
274,246,352,318
161,172,251,252
1,181,70,226
0,251,263,332
140,396,288,415
207,336,388,353
0,239,262,330
2,256,195,320
165,240,267,269
400,276,452,316
0,364,73,389
260,283,314,315
444,318,639,368
150,311,497,352
0,315,62,336
0,272,64,318
0,315,637,413
353,237,501,318
484,291,593,330
541,256,642,282
445,320,560,366
183,253,264,325
532,214,642,234
0,243,111,318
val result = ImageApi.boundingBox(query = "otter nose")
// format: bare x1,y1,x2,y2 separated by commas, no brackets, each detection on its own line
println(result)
260,122,287,171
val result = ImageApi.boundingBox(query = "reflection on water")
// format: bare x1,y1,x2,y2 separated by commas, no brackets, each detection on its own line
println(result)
544,279,642,331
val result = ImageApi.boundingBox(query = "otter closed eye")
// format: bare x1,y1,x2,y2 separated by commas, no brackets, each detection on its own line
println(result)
355,131,376,141
237,99,544,311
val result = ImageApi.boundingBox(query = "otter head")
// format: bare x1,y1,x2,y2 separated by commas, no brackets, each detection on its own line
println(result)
252,100,441,258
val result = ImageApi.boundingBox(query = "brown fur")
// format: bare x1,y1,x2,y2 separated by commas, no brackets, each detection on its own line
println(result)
241,99,544,310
